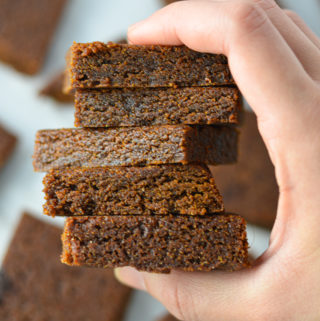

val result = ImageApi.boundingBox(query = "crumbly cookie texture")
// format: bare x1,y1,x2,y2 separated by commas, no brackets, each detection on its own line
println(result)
65,42,234,91
74,87,241,127
43,164,224,217
62,214,249,273
33,125,238,171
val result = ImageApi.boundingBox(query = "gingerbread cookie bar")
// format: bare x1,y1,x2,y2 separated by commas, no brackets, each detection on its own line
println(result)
62,214,249,273
33,125,238,171
65,42,234,91
43,164,223,217
74,87,241,127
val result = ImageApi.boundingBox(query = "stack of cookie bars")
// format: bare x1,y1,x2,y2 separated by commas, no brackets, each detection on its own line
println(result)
33,42,249,272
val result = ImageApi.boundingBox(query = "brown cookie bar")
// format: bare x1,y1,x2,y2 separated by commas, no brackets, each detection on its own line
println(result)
74,87,241,127
33,125,238,171
0,124,17,169
39,37,127,103
163,0,181,5
163,1,281,8
0,0,67,74
43,164,223,217
163,0,282,7
65,42,234,91
40,72,74,104
0,213,131,321
156,314,179,321
61,214,249,273
210,111,278,229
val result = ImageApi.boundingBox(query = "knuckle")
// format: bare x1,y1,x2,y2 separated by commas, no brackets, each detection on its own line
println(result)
229,1,268,35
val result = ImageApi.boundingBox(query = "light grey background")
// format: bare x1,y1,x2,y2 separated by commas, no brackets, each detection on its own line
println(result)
0,0,319,320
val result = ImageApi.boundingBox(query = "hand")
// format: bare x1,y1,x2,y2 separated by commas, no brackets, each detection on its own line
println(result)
116,1,320,320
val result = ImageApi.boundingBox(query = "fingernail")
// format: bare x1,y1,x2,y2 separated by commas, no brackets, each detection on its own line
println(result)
114,267,146,291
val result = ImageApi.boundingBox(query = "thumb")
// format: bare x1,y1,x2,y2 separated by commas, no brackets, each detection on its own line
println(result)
115,267,257,321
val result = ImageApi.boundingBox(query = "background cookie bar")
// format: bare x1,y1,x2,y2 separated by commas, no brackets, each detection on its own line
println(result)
0,213,131,321
0,123,17,169
40,72,74,103
0,0,68,74
156,314,178,321
211,111,278,229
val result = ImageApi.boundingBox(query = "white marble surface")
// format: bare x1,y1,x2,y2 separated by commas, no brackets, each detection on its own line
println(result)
0,0,319,320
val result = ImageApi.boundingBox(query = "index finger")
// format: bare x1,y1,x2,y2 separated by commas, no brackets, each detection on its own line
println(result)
128,1,313,125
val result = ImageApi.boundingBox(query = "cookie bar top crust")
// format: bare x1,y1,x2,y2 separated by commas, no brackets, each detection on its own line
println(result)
43,164,224,217
65,42,235,91
74,87,241,127
0,124,17,169
0,213,131,321
0,0,67,74
61,214,249,273
33,125,238,171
